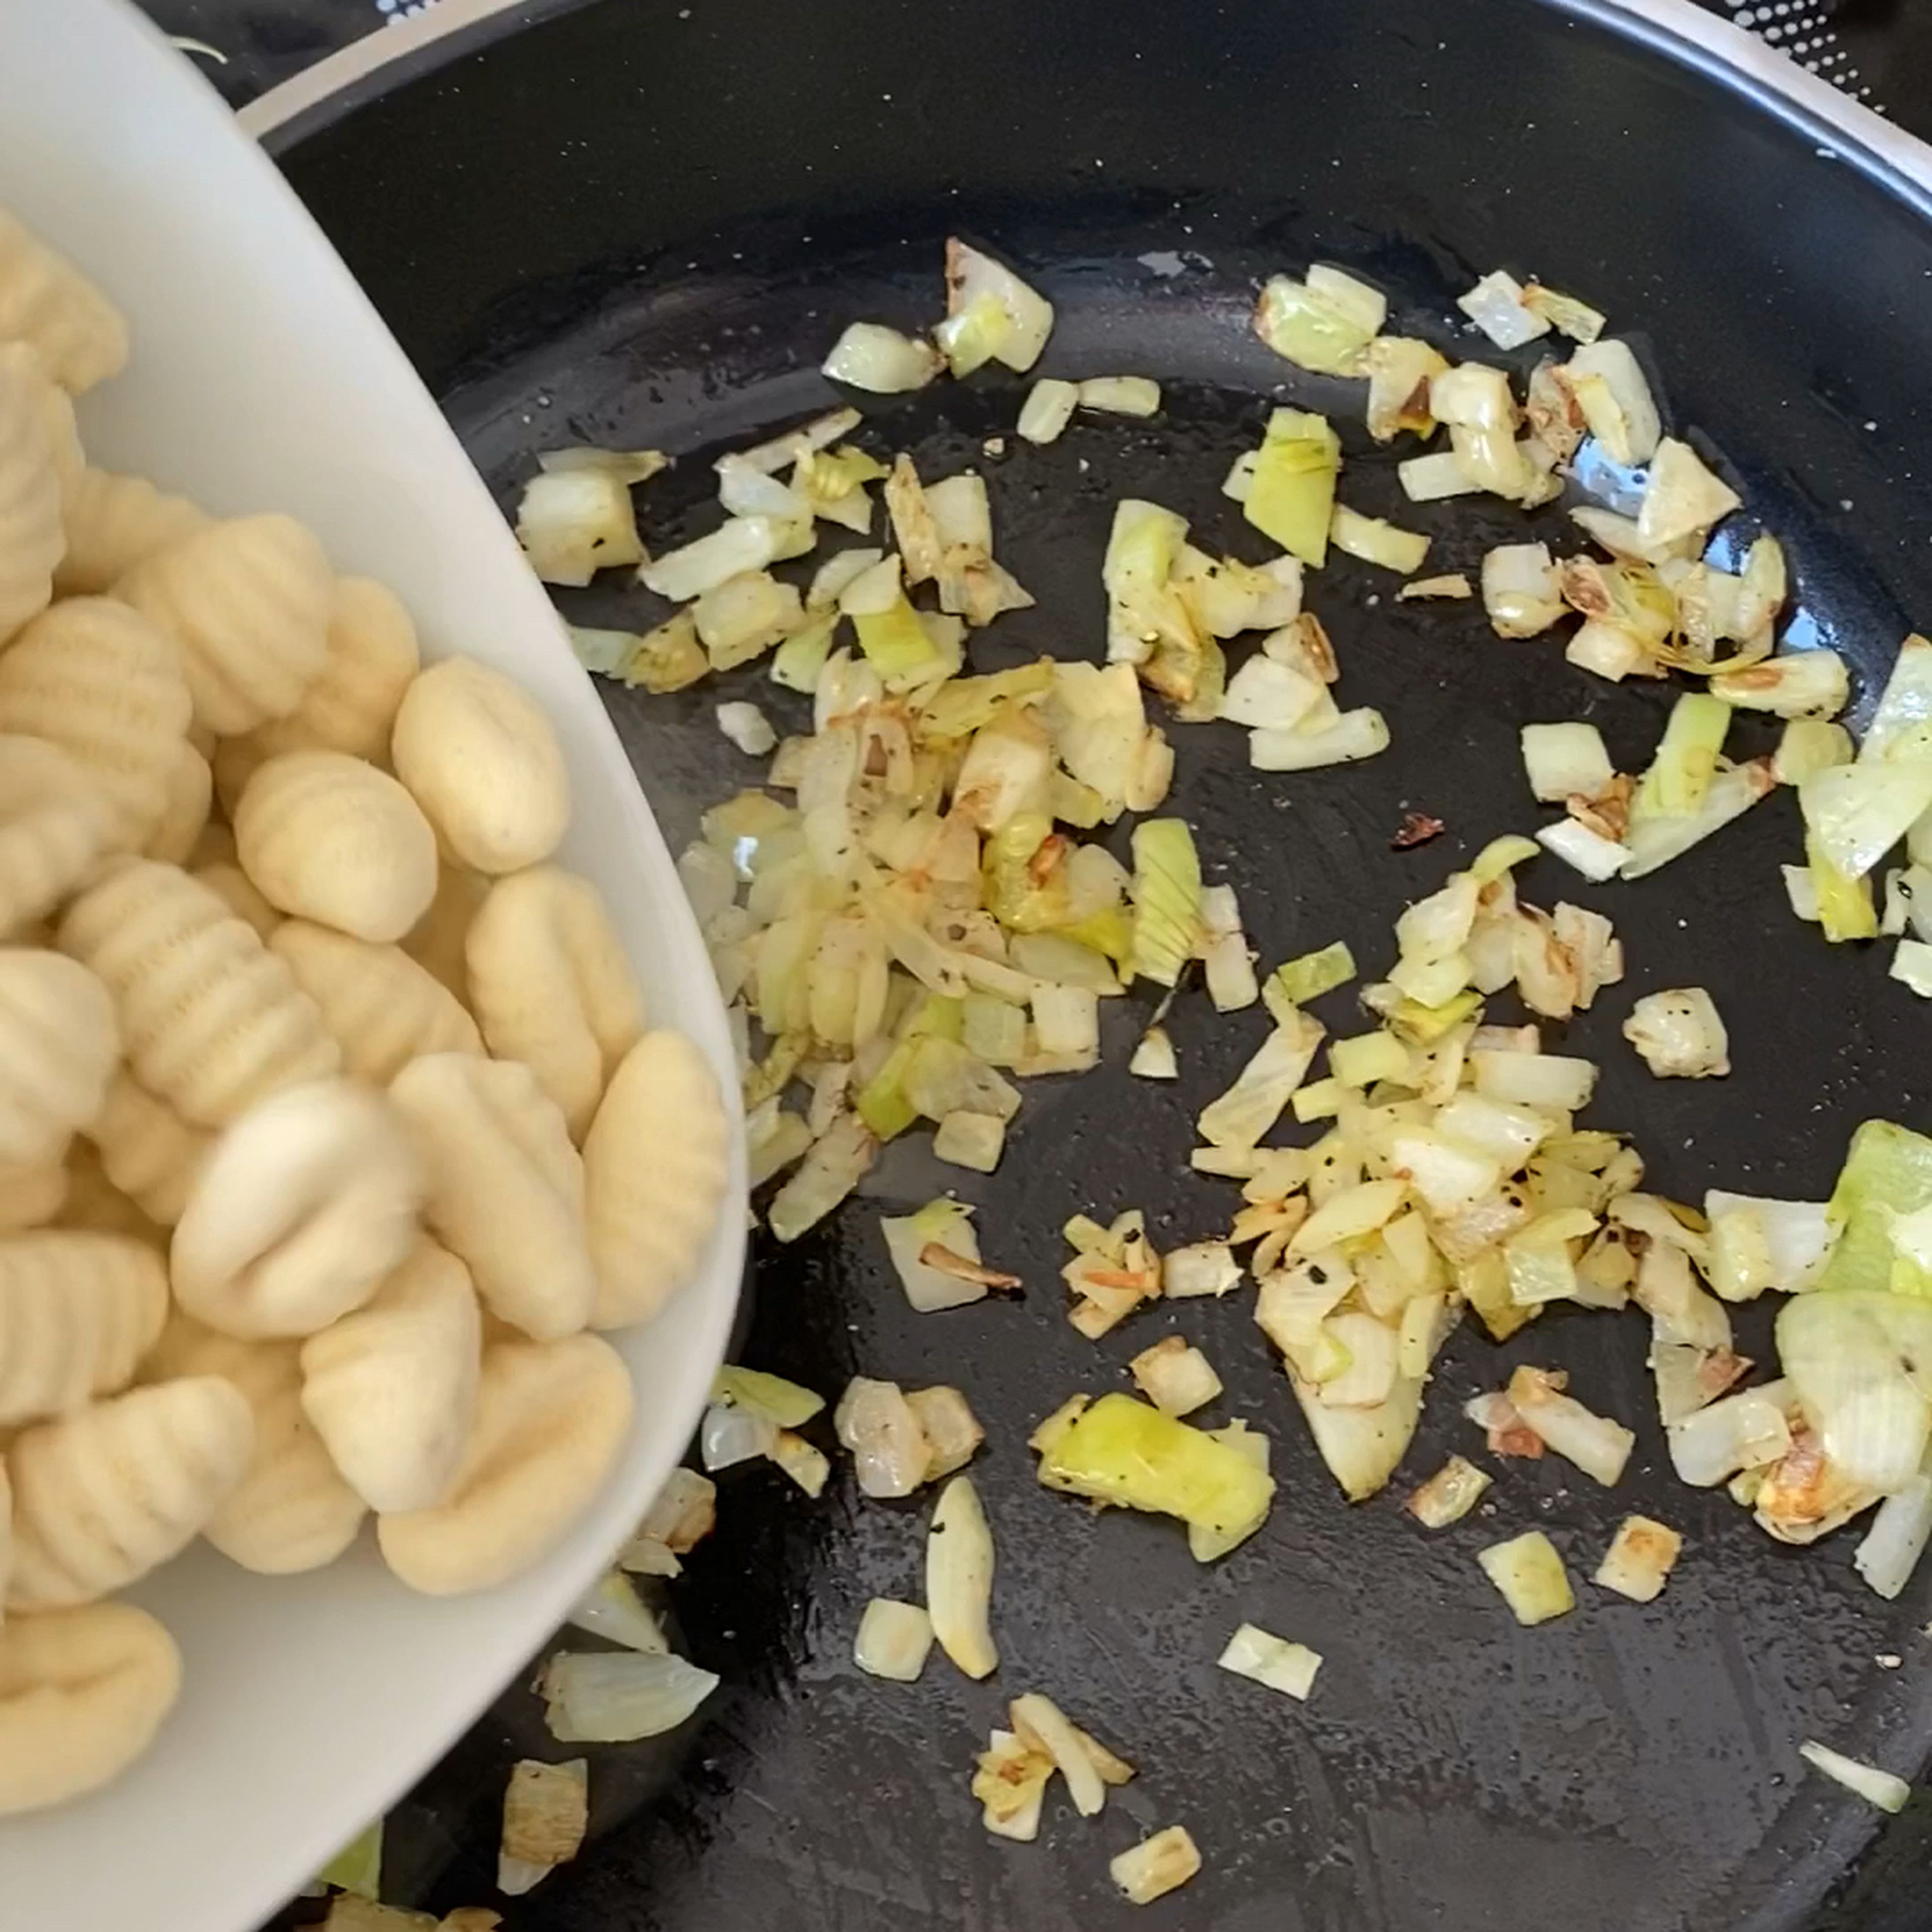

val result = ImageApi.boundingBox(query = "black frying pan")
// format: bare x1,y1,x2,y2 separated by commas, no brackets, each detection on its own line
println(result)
272,2,1932,1925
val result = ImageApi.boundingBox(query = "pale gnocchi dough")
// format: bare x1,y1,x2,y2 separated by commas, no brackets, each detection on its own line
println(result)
387,1053,595,1342
0,735,116,938
86,1069,209,1226
219,576,421,794
0,1230,168,1425
7,1374,254,1608
170,1078,425,1341
0,948,119,1168
0,208,130,394
375,1333,632,1595
300,1240,481,1513
0,355,62,642
117,513,332,735
58,859,340,1126
144,1314,364,1575
0,596,197,845
401,861,488,1002
0,1601,181,1816
585,1030,732,1330
269,920,480,1084
141,739,212,865
57,1142,168,1250
0,343,82,506
465,865,645,1138
235,750,438,944
0,1155,65,1233
192,861,280,942
54,467,209,598
390,656,571,874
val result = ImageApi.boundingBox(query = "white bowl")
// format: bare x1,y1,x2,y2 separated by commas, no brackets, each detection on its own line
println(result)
0,3,745,1926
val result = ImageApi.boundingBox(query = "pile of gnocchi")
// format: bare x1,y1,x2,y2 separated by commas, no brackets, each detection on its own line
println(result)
0,207,731,1816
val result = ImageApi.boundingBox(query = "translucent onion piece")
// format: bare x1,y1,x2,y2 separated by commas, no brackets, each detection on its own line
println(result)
1217,1622,1323,1700
640,516,786,602
1476,1530,1575,1625
834,1377,930,1497
1129,1336,1224,1416
700,1403,777,1471
1537,818,1630,882
853,1597,934,1681
881,1198,992,1312
1667,1382,1793,1486
565,1571,669,1654
1799,1740,1910,1814
539,1651,718,1743
1249,707,1390,772
1408,1455,1492,1527
1018,378,1080,444
1802,760,1932,882
1110,1826,1202,1906
821,323,942,393
942,239,1055,373
715,701,776,755
498,1757,587,1897
1562,339,1660,464
1521,722,1614,802
1330,505,1429,574
1637,438,1741,550
1777,1291,1932,1494
926,1474,998,1678
515,470,645,586
1853,1476,1932,1600
1079,376,1161,418
1593,1514,1682,1602
1254,273,1380,376
1623,987,1729,1079
1458,270,1551,349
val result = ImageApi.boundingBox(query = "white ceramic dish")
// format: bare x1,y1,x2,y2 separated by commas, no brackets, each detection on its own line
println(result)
0,3,745,1926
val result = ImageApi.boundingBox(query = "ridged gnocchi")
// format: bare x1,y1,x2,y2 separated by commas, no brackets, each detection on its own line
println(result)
192,861,280,942
375,1334,632,1596
269,920,480,1084
0,1230,168,1424
0,735,115,937
0,355,62,642
390,656,571,874
585,1031,732,1330
143,1315,364,1575
0,208,130,394
0,1155,65,1233
0,343,82,506
387,1053,594,1342
235,750,438,944
222,576,421,786
86,1069,209,1226
0,1601,181,1816
54,467,209,598
401,861,488,1002
7,1374,255,1608
141,739,212,865
300,1240,481,1514
0,948,119,1168
0,596,196,845
116,513,332,735
58,859,340,1125
465,865,645,1138
170,1078,424,1341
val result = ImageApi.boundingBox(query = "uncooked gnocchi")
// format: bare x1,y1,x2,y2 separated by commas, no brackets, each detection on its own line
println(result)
116,513,332,735
222,575,421,785
0,354,62,642
0,596,196,846
0,1601,180,1816
0,208,130,394
56,1142,167,1250
375,1333,632,1595
58,859,340,1125
0,1230,167,1424
0,948,118,1168
86,1069,209,1226
53,467,209,597
143,1315,364,1575
192,862,280,942
585,1030,731,1330
387,1052,595,1342
7,1374,255,1608
0,735,115,937
465,864,645,1138
0,343,82,506
0,1156,65,1233
170,1078,425,1341
269,920,480,1084
401,861,488,1002
235,750,438,944
300,1240,481,1514
390,656,571,874
142,740,211,865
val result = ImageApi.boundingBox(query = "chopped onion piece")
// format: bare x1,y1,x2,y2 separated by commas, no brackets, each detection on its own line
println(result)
1637,438,1741,550
640,514,786,601
1537,817,1630,881
1893,938,1932,996
1593,1514,1682,1602
1477,1530,1575,1626
1621,757,1775,877
316,1820,383,1900
1128,817,1203,987
1250,707,1390,771
933,1110,1007,1172
854,1597,935,1681
1110,1826,1202,1906
1458,270,1551,349
1409,1455,1492,1527
1219,654,1323,731
1522,721,1614,802
1852,1474,1932,1601
1010,1693,1108,1816
1431,364,1535,501
1254,272,1381,376
566,1571,670,1655
1471,1049,1597,1112
1399,573,1474,600
1162,1241,1241,1298
1624,988,1729,1079
926,1474,998,1678
498,1758,587,1898
1507,1365,1634,1485
1198,1011,1326,1150
1800,1741,1910,1815
701,1403,778,1471
1521,283,1606,343
1079,376,1161,417
1366,335,1449,441
1037,1391,1275,1534
1778,1288,1932,1492
768,1114,878,1243
1130,1026,1179,1080
1862,633,1932,765
822,321,942,392
908,1386,986,1483
515,469,646,586
1638,690,1732,818
973,1729,1053,1842
1667,1382,1793,1486
632,1467,716,1557
1704,1191,1832,1298
713,1365,824,1428
1562,339,1661,464
1330,504,1429,574
725,409,862,476
1129,1336,1224,1417
540,444,668,484
807,546,883,610
1711,650,1849,720
1244,409,1341,566
1270,940,1356,1008
835,1376,931,1497
1802,760,1932,881
715,701,776,756
1017,378,1080,444
1398,450,1483,502
540,1651,718,1743
941,239,1055,373
1217,1622,1323,1700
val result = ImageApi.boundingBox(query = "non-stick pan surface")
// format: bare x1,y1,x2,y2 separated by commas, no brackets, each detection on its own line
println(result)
278,1,1932,1925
